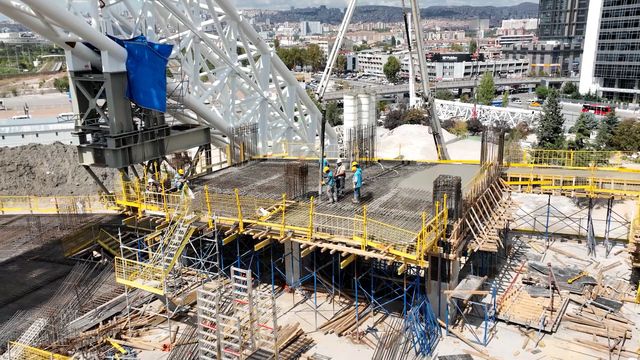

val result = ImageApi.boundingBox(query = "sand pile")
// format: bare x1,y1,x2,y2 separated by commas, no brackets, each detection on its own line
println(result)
0,142,118,196
376,124,481,161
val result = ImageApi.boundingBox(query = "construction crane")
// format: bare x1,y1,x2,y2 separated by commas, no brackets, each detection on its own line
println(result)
316,0,450,161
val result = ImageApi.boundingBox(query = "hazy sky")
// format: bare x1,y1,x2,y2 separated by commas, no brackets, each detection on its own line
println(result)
236,0,531,9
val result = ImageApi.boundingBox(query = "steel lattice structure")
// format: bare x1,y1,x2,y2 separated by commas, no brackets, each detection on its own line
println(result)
0,0,336,154
435,99,541,128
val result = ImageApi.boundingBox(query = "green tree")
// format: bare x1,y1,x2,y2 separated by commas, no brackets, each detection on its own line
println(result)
335,54,347,74
391,36,397,47
535,85,549,101
569,113,593,150
402,108,425,125
595,111,620,150
502,90,509,107
434,89,454,101
561,82,578,95
53,77,69,93
450,43,464,52
377,101,387,114
611,118,640,151
305,44,325,72
476,72,495,106
460,93,471,103
383,56,401,83
274,38,280,50
325,101,343,127
536,89,565,149
469,40,478,54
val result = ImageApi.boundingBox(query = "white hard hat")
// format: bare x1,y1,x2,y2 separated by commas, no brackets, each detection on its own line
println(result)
147,178,156,183
337,158,343,164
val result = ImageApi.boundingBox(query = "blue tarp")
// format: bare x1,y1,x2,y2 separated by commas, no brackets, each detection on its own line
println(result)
108,35,173,113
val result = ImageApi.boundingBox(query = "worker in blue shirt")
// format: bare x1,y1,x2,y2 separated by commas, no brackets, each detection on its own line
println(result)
323,166,337,204
352,162,362,204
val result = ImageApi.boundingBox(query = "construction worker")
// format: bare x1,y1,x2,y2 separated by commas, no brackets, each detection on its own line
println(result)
146,178,159,192
335,159,346,198
322,166,337,204
352,162,362,204
174,168,187,191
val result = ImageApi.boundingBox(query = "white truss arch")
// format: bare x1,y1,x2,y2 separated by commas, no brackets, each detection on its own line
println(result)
435,99,541,128
0,0,336,153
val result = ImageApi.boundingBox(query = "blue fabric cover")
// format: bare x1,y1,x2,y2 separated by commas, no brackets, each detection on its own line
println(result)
108,35,173,112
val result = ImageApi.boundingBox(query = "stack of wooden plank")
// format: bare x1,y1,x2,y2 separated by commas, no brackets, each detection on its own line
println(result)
319,305,371,337
276,322,315,360
562,297,636,358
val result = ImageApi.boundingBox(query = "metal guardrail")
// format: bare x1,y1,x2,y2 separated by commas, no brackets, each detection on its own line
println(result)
505,148,640,170
114,256,165,296
504,172,640,198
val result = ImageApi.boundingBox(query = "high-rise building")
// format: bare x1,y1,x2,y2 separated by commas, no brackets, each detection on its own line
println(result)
538,0,590,42
300,21,322,36
580,0,640,103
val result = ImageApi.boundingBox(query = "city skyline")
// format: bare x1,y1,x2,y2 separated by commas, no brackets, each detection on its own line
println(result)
236,0,536,10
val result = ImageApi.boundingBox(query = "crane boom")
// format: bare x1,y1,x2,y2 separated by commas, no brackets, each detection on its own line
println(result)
408,0,450,160
316,0,358,101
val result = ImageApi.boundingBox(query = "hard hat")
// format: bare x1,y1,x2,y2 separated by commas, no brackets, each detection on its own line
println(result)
178,169,184,175
337,158,343,164
351,161,358,167
147,178,155,183
323,166,330,173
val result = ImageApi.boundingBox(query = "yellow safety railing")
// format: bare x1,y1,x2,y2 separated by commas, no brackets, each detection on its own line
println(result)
7,342,71,360
504,172,640,198
252,141,342,160
505,148,640,171
113,179,451,267
0,194,119,215
114,256,165,295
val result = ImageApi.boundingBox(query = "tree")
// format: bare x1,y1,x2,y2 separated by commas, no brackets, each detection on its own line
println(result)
476,72,495,106
460,93,471,103
509,121,531,141
469,40,478,54
391,36,397,47
535,85,549,101
569,113,593,150
450,43,464,52
384,109,404,130
595,111,620,150
536,89,565,149
451,121,468,137
53,77,69,93
502,90,509,107
611,118,640,151
402,108,425,125
561,82,578,95
467,118,484,135
377,101,387,114
305,44,325,72
435,89,454,101
335,54,347,74
273,38,280,50
325,101,343,127
383,56,401,83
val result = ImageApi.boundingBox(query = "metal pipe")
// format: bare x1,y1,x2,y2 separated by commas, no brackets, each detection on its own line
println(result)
22,0,126,63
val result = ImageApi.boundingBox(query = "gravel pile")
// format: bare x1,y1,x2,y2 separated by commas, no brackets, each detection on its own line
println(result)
0,142,118,196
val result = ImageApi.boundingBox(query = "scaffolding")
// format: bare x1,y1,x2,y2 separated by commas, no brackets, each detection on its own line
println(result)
197,267,277,360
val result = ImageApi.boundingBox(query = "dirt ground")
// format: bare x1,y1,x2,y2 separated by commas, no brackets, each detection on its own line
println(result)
0,142,118,196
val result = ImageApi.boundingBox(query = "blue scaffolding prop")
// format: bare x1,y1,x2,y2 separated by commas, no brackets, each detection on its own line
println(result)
405,293,441,356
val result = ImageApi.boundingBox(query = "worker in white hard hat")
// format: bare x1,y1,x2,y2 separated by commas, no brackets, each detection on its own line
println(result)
334,159,346,198
146,177,159,192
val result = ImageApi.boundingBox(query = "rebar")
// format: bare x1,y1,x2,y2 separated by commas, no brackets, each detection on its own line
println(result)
285,162,308,199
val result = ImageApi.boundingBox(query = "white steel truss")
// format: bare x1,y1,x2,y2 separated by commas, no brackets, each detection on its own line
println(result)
435,99,541,128
0,0,336,154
